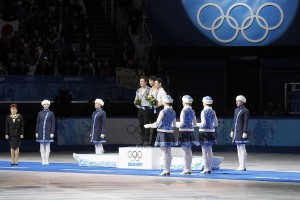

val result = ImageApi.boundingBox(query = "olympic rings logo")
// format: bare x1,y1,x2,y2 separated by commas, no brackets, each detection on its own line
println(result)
127,125,141,138
197,2,284,43
127,151,142,161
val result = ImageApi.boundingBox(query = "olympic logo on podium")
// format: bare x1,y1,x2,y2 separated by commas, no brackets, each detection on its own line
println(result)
197,2,283,43
127,150,143,161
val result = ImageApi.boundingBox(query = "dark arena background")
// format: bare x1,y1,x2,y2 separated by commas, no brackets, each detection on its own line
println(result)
0,1,300,199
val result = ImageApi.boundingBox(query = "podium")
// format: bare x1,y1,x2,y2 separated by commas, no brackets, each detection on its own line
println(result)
74,147,224,170
73,153,118,167
118,147,161,169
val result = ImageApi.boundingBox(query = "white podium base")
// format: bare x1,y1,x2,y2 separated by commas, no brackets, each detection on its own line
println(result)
73,147,224,170
73,153,118,168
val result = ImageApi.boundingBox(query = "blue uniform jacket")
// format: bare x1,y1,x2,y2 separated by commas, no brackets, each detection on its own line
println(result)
91,109,106,143
231,105,249,143
36,109,55,143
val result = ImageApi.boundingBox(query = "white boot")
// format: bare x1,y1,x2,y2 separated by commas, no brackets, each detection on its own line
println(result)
41,154,46,165
166,147,172,173
95,144,104,155
181,147,192,174
207,146,213,173
236,144,246,171
187,150,193,174
181,147,189,174
241,145,247,170
45,143,50,165
236,145,242,170
40,144,45,165
201,146,210,174
159,158,170,176
95,145,98,154
99,143,104,154
160,147,170,176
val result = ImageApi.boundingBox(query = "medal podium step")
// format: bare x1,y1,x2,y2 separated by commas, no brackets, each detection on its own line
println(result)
73,147,224,170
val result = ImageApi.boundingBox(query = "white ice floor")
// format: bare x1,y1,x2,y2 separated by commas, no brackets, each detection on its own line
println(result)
1,151,300,200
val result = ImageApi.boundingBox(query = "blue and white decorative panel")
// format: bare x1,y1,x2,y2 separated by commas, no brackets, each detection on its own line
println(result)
216,118,300,146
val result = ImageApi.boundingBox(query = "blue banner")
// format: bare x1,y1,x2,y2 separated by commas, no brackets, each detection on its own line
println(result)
57,118,300,146
216,118,300,146
0,76,135,101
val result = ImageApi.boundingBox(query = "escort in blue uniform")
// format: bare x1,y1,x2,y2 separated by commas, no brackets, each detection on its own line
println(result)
91,98,106,154
144,95,176,176
36,99,55,165
177,95,197,174
231,95,249,171
197,96,218,174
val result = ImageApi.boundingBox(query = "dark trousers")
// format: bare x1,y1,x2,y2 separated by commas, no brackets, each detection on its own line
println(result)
138,107,151,144
150,106,163,145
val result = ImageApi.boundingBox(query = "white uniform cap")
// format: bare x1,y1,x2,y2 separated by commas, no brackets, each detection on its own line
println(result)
236,95,246,103
182,95,193,104
41,99,50,106
163,95,173,103
95,98,104,106
202,96,213,104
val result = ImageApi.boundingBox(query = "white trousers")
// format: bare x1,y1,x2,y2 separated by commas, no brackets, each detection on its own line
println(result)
182,146,192,172
161,147,172,173
95,143,104,154
201,145,213,172
236,144,247,169
40,143,50,165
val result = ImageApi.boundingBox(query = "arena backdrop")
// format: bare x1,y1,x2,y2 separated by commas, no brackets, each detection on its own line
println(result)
57,118,300,147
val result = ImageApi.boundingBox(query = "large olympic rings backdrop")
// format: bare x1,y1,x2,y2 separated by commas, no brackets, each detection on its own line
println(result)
181,0,299,46
146,0,300,46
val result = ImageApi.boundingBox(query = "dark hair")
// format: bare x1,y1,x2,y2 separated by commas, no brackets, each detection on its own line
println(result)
155,78,163,84
149,76,157,81
10,104,18,109
140,75,148,82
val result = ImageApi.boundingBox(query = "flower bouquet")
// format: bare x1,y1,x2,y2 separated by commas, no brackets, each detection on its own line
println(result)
146,95,157,106
134,98,141,106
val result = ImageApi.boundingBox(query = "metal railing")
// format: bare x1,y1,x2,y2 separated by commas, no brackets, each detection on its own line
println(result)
103,0,115,23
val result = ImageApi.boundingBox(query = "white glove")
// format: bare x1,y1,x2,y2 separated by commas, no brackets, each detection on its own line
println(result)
5,135,9,139
100,134,105,138
196,123,201,127
242,133,247,138
175,122,181,128
144,124,151,128
35,133,38,138
50,133,54,138
230,131,233,138
20,135,24,139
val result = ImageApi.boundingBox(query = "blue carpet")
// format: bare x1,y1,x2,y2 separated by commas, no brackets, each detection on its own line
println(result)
1,161,300,183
